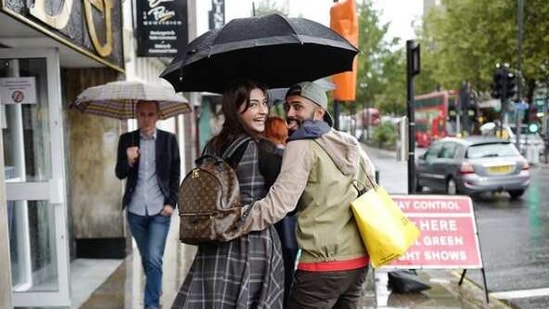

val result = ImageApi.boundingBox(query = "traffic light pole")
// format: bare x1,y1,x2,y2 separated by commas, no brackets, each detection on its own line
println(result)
515,0,524,150
406,40,420,194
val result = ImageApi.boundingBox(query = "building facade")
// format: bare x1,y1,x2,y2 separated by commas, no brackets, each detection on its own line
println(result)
0,0,197,307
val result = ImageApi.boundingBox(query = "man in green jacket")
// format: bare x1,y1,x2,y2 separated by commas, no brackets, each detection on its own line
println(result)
238,81,376,309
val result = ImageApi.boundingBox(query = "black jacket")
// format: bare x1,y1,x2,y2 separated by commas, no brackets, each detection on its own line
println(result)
115,129,181,209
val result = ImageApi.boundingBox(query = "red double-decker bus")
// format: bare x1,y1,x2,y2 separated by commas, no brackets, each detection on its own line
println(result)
414,90,460,147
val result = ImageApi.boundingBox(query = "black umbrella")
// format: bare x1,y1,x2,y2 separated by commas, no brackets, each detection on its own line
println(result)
160,13,359,94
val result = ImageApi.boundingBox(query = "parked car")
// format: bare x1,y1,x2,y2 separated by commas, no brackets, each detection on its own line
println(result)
415,136,530,199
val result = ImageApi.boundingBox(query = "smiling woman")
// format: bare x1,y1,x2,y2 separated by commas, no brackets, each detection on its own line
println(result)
172,79,285,308
239,88,269,135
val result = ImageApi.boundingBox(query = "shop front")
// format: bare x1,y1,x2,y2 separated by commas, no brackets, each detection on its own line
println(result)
0,1,125,307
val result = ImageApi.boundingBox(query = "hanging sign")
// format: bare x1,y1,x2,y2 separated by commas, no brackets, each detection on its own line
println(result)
0,77,37,105
135,0,188,57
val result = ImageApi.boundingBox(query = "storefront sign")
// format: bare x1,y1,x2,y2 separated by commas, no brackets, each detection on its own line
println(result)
2,0,124,71
0,77,37,104
385,195,483,269
209,0,225,29
135,0,188,57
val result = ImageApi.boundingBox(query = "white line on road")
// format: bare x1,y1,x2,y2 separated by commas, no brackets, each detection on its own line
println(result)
491,288,549,300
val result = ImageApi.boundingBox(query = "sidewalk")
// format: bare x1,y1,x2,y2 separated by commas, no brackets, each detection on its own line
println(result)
79,234,514,309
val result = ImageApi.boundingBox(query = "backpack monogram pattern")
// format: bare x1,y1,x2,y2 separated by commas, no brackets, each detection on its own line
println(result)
178,138,250,244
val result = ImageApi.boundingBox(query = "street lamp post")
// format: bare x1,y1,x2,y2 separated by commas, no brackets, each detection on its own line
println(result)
406,40,420,194
515,0,524,151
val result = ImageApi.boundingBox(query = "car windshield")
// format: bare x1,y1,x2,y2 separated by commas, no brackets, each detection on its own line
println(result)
466,142,520,159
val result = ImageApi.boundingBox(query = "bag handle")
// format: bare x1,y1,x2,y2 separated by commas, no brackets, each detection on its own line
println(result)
353,156,377,196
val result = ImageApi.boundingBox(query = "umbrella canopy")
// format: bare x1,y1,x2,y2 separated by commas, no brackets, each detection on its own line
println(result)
70,80,191,120
160,13,359,94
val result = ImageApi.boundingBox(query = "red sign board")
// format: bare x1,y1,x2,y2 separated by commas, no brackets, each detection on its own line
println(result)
384,195,483,269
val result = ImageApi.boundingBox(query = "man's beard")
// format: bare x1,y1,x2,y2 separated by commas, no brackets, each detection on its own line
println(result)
286,118,300,133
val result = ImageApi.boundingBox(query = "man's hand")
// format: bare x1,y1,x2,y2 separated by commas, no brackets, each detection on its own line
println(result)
160,205,174,216
127,146,139,167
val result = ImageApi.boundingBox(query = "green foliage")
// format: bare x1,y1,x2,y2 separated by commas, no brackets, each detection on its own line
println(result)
253,0,288,16
355,0,407,116
421,0,549,102
372,122,397,147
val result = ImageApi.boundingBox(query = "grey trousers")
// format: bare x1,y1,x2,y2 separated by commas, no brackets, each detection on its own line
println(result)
288,266,369,309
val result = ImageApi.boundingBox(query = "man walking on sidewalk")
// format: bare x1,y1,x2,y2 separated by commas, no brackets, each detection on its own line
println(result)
115,101,180,309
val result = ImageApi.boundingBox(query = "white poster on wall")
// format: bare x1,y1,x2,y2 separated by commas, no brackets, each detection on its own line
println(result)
0,77,37,104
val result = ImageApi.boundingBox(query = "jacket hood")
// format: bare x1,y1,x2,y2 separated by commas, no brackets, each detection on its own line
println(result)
315,129,362,176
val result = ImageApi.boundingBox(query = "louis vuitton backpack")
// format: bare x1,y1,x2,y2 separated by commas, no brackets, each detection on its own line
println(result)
178,137,251,245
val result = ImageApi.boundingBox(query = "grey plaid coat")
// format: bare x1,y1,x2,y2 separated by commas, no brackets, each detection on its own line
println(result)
172,141,284,309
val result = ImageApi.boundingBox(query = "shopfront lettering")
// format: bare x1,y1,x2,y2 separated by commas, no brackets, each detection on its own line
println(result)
211,0,224,29
148,0,175,22
29,0,114,58
29,0,73,30
84,0,113,57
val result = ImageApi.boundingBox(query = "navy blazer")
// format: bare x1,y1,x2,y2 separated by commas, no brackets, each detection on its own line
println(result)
115,129,181,209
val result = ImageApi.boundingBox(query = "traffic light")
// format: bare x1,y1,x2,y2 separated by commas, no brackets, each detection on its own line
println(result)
528,122,540,133
490,63,517,102
491,67,505,99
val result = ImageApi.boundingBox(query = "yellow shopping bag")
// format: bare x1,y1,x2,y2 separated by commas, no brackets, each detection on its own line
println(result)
351,185,420,268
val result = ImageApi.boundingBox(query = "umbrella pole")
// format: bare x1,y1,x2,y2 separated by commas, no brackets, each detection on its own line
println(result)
333,100,341,130
132,101,136,146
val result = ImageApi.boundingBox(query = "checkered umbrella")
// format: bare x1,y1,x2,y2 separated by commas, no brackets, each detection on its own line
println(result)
70,80,192,119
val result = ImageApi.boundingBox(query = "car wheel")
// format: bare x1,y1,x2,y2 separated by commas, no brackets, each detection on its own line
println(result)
446,178,458,195
509,190,525,200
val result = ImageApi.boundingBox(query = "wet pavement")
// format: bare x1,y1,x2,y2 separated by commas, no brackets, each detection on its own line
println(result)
77,215,514,309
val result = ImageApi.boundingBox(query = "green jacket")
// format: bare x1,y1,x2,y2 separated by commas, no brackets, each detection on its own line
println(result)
240,129,376,264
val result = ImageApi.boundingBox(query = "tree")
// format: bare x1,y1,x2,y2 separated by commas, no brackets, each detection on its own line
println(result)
253,0,288,16
355,0,405,115
421,0,549,103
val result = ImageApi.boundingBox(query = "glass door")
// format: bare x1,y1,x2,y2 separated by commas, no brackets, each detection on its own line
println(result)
0,48,70,307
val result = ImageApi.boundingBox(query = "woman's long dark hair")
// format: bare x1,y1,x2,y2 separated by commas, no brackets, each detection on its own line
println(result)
207,79,268,155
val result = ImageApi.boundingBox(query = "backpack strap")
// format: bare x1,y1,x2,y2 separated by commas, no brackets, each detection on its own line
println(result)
222,136,252,160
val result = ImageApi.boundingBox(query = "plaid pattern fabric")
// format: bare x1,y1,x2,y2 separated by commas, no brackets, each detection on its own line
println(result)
71,81,191,119
172,141,284,309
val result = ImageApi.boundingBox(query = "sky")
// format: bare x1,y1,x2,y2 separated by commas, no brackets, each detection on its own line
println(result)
196,0,423,43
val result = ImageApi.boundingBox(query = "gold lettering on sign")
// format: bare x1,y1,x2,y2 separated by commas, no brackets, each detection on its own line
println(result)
30,0,73,30
84,0,113,57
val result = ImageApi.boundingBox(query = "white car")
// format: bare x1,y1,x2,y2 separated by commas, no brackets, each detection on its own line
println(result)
507,124,544,155
480,122,544,155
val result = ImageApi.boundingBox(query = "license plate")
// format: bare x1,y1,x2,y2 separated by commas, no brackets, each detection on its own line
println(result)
488,165,513,174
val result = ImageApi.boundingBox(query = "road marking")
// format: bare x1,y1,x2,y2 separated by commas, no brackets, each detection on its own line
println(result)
491,288,549,299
